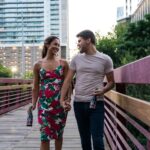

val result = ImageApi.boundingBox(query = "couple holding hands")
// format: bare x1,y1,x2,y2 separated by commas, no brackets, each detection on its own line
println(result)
32,30,114,150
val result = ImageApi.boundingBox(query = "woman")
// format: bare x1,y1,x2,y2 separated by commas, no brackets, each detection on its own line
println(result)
32,36,71,150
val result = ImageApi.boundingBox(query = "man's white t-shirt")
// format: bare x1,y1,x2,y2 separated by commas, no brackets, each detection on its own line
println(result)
70,51,113,102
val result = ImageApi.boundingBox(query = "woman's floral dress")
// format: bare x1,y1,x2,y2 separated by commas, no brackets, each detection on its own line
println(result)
38,65,67,141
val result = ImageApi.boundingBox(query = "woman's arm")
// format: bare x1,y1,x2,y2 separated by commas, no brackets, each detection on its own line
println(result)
32,62,40,110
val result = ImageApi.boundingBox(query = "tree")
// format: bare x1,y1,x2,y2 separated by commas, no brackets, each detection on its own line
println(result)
96,14,150,68
23,71,33,79
95,23,130,68
96,32,120,68
122,14,150,59
0,64,12,77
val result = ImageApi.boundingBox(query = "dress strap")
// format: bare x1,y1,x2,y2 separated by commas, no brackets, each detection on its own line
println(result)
59,59,62,66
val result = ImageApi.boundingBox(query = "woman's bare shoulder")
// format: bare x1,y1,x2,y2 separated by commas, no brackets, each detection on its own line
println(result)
60,59,69,67
34,59,43,69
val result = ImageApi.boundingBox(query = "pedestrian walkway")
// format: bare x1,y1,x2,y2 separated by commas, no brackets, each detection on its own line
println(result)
0,104,109,150
0,104,81,150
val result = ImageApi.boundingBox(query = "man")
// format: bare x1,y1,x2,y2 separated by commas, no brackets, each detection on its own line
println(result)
60,30,115,150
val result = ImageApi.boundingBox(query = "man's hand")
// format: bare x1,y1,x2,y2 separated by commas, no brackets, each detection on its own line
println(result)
60,100,71,112
93,88,104,96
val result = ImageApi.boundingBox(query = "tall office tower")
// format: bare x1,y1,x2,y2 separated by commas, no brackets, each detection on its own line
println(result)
131,0,150,22
117,0,141,21
0,0,69,77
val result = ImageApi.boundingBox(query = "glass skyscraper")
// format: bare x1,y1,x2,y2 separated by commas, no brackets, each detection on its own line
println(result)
0,0,69,77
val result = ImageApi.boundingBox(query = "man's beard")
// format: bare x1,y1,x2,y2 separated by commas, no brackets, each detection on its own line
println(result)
79,48,85,54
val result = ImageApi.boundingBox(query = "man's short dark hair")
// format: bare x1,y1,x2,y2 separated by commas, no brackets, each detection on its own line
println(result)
76,30,96,45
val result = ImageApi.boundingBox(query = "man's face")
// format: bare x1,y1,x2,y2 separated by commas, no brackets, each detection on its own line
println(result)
77,37,88,53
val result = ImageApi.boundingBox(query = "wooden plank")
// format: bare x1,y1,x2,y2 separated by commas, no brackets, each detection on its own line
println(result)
0,84,32,90
0,104,82,150
0,103,109,150
105,90,150,126
0,78,32,84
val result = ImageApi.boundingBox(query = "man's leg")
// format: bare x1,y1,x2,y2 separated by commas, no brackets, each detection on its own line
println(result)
73,102,92,150
90,101,105,150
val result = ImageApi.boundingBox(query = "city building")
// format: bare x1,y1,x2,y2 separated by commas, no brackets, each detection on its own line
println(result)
131,0,150,22
0,0,69,77
117,0,141,22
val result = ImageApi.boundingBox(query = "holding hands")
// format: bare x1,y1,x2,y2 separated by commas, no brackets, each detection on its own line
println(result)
32,103,36,110
60,97,71,112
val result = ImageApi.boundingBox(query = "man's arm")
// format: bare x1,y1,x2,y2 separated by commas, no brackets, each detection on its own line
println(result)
60,69,75,110
94,71,115,96
103,71,115,93
62,60,72,101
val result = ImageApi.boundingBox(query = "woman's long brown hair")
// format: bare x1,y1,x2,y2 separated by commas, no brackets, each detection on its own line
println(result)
42,36,59,58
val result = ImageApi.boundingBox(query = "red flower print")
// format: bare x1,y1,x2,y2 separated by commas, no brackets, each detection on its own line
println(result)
50,72,57,78
45,126,51,135
46,73,51,77
45,88,54,98
38,116,43,124
39,90,42,97
50,100,59,107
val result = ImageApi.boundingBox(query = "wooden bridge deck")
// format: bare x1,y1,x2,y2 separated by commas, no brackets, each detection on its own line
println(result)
0,104,109,150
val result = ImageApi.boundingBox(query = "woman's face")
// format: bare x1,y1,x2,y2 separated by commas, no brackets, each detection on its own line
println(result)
47,38,60,55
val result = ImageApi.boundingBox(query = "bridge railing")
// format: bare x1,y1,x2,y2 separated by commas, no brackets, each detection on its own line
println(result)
0,78,32,114
104,56,150,150
0,57,150,149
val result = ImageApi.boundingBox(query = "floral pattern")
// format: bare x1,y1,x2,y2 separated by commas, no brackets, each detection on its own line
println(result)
38,66,67,141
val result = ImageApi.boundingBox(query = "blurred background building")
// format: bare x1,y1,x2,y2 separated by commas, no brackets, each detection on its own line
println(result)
117,0,142,22
0,0,69,77
131,0,150,22
117,0,150,23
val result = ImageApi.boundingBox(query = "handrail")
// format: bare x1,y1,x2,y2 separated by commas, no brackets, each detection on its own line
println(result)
114,55,150,84
105,90,150,126
0,79,32,115
104,56,150,150
0,56,150,149
0,78,32,84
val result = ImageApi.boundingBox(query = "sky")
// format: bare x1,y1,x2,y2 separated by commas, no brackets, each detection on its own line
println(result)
68,0,119,49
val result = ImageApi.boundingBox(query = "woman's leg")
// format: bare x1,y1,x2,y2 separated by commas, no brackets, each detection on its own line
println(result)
40,141,50,150
55,137,63,150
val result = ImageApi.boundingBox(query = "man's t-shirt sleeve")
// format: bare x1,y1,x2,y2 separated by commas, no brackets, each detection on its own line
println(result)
104,56,114,73
69,55,76,71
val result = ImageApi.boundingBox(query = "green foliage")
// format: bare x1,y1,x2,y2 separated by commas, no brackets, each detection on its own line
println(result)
95,15,150,149
120,51,137,65
96,14,150,68
0,64,12,77
127,84,150,102
23,71,33,79
122,14,150,59
95,24,135,67
96,32,120,68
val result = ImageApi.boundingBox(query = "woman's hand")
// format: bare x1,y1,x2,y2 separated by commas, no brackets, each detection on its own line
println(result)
32,103,36,110
60,100,71,112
